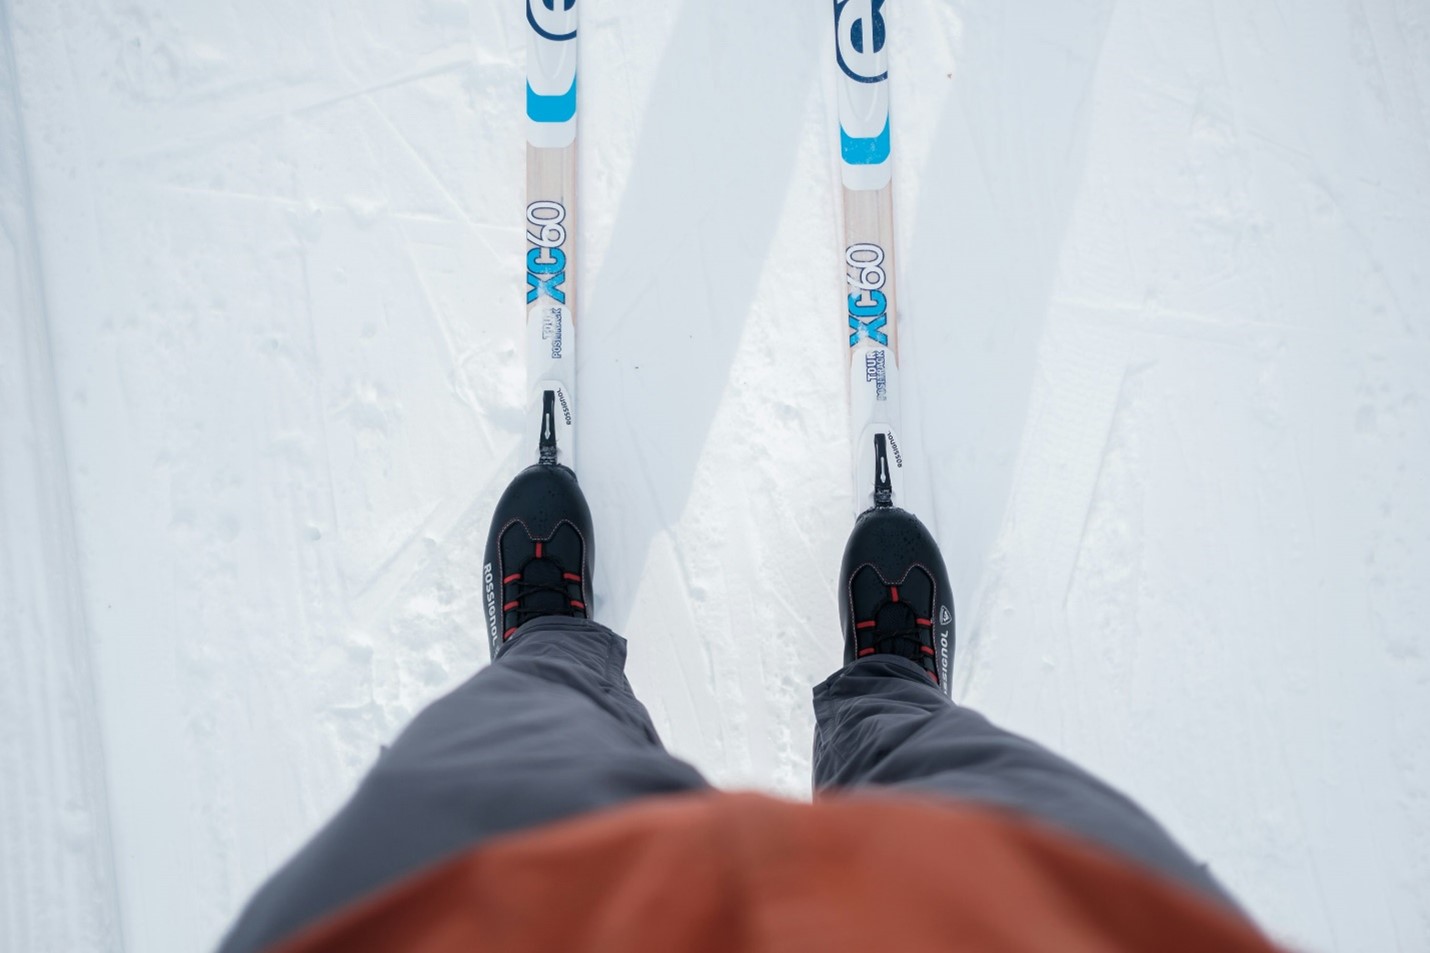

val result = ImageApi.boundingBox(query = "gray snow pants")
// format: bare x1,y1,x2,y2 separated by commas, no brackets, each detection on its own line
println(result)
218,618,1237,953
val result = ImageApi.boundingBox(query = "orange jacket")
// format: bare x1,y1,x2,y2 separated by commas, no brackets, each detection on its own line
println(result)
276,792,1277,952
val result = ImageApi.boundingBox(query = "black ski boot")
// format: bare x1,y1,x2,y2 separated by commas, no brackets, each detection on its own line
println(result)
482,462,594,661
839,504,955,696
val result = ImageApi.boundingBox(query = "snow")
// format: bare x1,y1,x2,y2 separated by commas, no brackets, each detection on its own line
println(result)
3,0,1428,950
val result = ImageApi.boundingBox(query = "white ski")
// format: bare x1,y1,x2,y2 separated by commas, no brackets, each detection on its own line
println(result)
833,0,905,514
525,0,579,467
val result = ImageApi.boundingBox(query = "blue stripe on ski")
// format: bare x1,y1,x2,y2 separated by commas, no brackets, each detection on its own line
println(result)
527,77,577,123
840,117,891,165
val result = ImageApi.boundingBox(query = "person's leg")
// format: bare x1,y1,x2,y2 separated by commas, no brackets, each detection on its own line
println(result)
219,619,707,953
812,655,1239,911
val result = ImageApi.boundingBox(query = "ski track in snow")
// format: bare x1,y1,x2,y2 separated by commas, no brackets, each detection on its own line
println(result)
2,1,1428,950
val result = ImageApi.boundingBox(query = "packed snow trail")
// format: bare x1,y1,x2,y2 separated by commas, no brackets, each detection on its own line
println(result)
3,1,1429,951
1,3,123,946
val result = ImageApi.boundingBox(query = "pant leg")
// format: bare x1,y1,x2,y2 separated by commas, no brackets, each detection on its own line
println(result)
218,619,707,953
812,655,1240,911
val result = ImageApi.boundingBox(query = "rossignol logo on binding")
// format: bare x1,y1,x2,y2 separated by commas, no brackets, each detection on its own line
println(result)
846,242,889,346
555,387,572,425
527,0,576,41
834,0,888,84
527,201,568,307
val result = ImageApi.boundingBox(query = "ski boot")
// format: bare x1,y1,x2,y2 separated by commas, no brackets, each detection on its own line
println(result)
838,441,955,695
482,397,594,660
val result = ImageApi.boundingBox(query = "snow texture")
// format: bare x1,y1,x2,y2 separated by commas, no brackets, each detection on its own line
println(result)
3,1,1428,950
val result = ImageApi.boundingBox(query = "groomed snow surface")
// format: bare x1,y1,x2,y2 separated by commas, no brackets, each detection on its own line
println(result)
4,1,1429,950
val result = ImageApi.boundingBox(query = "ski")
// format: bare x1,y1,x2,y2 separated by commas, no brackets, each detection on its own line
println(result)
833,0,905,514
830,0,955,692
525,0,579,468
